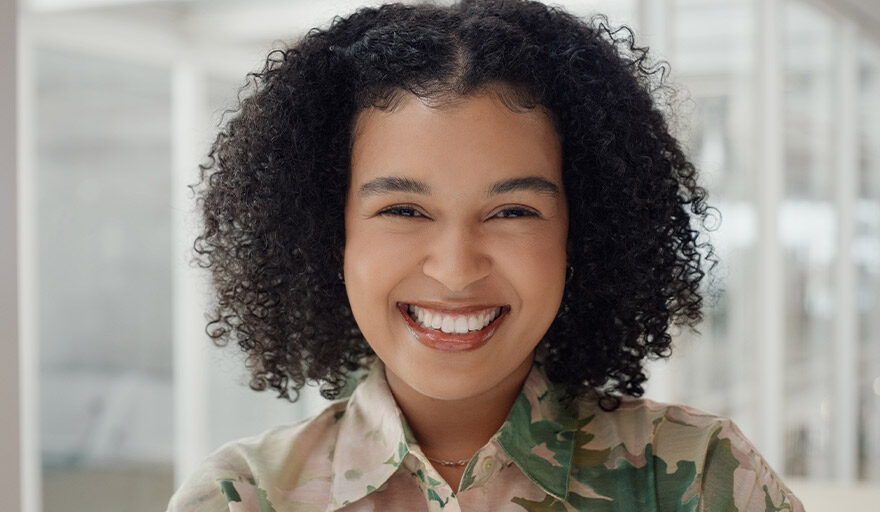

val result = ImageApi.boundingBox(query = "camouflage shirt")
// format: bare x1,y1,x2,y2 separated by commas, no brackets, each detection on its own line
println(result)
167,359,804,511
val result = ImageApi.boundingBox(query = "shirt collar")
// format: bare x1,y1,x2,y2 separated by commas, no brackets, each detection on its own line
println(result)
328,358,579,507
494,360,578,501
328,358,411,510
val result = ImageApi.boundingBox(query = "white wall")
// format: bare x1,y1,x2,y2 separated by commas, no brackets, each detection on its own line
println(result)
0,1,21,511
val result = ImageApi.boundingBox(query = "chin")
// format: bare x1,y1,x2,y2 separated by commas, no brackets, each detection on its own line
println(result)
407,377,498,402
401,354,532,402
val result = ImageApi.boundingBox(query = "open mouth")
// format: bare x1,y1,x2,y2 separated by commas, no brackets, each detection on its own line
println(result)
405,304,505,334
397,302,510,352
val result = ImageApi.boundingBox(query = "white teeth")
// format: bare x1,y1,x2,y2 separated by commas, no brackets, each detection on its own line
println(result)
408,305,502,334
441,316,456,334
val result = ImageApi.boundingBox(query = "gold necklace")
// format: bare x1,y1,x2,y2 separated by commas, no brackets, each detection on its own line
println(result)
426,455,470,467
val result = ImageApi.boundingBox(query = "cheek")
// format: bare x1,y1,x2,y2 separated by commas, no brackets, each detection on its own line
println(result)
499,224,567,271
497,226,568,310
520,249,567,301
343,223,419,306
343,227,389,340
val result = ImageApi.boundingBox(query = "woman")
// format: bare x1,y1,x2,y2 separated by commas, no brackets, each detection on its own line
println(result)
168,0,804,510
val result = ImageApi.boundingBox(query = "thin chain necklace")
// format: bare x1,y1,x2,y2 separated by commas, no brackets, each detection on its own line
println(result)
426,455,471,467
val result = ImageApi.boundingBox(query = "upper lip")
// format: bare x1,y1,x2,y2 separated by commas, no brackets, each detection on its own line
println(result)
399,301,508,314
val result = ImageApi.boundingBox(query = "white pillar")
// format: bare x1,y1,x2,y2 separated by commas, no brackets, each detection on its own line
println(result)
17,13,41,512
753,0,786,470
636,0,672,57
832,17,859,483
1,2,21,512
171,59,213,485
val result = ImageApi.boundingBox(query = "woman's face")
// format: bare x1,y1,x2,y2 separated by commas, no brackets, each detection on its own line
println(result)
344,91,568,401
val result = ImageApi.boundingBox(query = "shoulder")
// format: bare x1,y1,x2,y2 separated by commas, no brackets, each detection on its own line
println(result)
569,396,804,511
166,399,349,512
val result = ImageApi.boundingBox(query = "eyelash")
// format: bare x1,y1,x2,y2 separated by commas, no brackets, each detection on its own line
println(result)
377,205,540,219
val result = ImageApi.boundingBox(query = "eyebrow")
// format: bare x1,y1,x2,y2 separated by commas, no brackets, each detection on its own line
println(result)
358,175,560,198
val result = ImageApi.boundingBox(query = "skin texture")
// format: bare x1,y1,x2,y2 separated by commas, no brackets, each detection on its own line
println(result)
344,92,568,490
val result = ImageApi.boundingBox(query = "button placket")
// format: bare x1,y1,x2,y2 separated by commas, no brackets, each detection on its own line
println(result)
403,449,461,511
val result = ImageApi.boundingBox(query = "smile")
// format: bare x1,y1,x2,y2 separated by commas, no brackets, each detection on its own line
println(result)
409,304,502,333
397,302,510,352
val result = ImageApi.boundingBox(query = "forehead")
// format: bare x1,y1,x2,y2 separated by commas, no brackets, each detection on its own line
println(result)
349,92,562,185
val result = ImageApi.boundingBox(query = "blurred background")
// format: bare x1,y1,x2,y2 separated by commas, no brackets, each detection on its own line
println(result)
5,0,880,510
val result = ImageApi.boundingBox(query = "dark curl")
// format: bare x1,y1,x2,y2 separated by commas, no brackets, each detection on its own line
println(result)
192,0,719,408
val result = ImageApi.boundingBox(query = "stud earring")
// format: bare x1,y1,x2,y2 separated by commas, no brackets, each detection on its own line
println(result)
337,271,345,283
565,264,574,284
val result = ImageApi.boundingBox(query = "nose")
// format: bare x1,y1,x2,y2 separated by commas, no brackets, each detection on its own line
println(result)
421,224,491,293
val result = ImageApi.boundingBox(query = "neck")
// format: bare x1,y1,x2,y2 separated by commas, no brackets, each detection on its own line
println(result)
384,354,534,464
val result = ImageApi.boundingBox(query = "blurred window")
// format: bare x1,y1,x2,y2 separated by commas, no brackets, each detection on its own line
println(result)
781,0,837,479
857,35,880,481
35,47,174,511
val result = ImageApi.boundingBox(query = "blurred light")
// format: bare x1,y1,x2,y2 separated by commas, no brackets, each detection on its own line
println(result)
26,0,186,12
779,200,837,262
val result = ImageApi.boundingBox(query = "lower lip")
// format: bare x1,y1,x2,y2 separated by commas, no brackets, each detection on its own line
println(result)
397,303,509,353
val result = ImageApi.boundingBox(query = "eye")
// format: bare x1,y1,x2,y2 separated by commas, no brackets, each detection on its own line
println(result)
493,207,540,219
377,205,428,218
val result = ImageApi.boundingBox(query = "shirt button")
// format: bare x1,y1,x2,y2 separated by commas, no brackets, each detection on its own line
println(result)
481,457,496,474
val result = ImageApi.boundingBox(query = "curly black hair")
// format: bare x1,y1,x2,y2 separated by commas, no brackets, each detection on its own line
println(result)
193,0,718,408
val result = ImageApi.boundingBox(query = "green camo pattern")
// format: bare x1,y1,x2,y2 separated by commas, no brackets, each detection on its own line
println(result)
166,359,804,512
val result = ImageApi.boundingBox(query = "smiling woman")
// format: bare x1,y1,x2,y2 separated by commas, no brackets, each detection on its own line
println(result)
344,93,568,488
167,0,803,510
